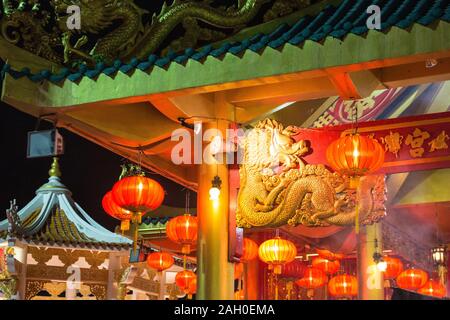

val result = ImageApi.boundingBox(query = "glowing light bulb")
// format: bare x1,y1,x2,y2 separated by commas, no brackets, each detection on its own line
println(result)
209,187,220,201
377,260,387,272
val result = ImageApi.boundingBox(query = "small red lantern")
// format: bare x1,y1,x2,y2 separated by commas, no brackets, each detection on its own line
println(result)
187,277,197,296
295,266,327,289
281,259,307,279
166,214,198,254
241,238,258,263
418,280,446,298
328,274,358,298
396,268,428,291
146,252,174,272
326,134,385,179
112,175,165,213
175,270,196,294
316,248,344,261
102,191,133,231
258,237,297,274
383,256,404,280
312,257,340,275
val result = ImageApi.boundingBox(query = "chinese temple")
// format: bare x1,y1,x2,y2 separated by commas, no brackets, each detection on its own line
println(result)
0,158,133,299
1,0,450,301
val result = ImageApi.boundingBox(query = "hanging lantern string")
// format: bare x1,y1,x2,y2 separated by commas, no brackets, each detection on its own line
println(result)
137,148,144,174
351,101,360,135
185,190,190,213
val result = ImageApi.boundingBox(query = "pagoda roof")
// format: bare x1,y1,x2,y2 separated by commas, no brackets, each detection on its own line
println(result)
2,0,449,84
0,158,132,251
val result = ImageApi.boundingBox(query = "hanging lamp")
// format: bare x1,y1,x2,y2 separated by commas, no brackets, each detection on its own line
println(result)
102,191,133,232
326,105,384,233
106,162,165,252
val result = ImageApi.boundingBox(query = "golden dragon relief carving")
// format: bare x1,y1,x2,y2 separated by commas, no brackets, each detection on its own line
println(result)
236,119,387,229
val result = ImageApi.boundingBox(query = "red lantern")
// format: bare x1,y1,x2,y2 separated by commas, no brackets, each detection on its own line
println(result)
102,191,133,231
112,175,165,213
281,259,307,279
166,214,198,254
187,277,197,295
146,252,174,272
328,274,358,298
295,266,327,289
396,268,428,291
312,257,340,275
418,280,446,298
175,270,196,294
258,237,297,274
383,256,404,280
326,134,385,179
316,248,344,261
241,238,258,263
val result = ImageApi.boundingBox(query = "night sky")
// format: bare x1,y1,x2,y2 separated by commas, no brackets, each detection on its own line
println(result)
0,102,192,231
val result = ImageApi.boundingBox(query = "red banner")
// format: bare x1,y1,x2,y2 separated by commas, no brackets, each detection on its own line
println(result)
294,111,450,174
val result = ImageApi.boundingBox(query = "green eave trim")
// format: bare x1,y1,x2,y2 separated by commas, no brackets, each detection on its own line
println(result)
3,21,450,108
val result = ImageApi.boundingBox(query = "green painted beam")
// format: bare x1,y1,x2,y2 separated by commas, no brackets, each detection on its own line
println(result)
3,21,450,109
396,169,450,205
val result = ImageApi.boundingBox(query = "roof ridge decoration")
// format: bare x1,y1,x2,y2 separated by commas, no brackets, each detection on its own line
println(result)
0,0,311,66
0,158,132,249
1,0,449,85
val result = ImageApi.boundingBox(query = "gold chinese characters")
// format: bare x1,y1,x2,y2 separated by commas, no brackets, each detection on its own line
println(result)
381,128,449,158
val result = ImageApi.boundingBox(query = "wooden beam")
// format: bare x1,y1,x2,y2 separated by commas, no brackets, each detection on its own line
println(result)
380,57,450,88
168,93,216,120
327,70,383,100
57,114,198,190
225,77,336,106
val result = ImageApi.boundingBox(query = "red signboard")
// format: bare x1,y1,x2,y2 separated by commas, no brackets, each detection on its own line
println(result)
294,111,450,174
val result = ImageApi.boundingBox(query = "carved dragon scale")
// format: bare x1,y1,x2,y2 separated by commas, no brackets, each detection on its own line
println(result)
0,0,312,65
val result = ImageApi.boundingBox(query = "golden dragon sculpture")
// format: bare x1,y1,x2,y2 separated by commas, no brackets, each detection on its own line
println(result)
1,0,312,65
236,119,386,229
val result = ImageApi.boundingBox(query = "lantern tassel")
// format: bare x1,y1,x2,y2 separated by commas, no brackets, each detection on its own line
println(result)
133,219,138,253
274,273,279,301
351,176,361,234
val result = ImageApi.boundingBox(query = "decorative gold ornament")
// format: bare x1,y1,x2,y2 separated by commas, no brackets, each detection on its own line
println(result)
0,271,17,299
236,119,386,229
405,128,431,158
25,280,45,300
381,131,404,158
429,130,449,152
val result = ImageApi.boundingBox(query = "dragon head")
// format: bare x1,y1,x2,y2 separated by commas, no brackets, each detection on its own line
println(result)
242,119,309,173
